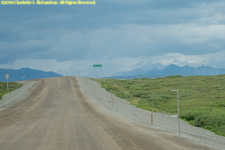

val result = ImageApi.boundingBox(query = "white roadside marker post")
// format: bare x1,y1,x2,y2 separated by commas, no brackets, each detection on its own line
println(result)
171,89,180,136
151,112,153,125
5,74,9,93
111,92,114,109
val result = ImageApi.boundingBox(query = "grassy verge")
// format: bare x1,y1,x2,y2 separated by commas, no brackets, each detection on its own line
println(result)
97,75,225,136
0,82,22,100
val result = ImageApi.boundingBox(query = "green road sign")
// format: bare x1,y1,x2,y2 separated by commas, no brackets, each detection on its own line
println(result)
93,64,102,67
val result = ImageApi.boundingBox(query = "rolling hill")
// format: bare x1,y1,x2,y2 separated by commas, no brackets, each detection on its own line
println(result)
0,68,62,82
112,65,225,79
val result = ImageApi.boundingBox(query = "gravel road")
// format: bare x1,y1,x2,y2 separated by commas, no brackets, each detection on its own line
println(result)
78,77,225,150
0,77,221,150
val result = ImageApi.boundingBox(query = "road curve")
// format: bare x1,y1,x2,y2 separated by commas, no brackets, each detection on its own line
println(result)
0,77,212,150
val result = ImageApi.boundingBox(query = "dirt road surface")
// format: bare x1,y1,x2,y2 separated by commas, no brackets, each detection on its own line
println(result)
0,77,213,150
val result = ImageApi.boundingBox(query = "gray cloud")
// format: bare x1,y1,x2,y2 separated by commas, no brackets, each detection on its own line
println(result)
1,0,225,74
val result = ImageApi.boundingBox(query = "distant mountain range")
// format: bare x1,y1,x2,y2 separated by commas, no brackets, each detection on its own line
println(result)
110,64,225,79
0,68,62,82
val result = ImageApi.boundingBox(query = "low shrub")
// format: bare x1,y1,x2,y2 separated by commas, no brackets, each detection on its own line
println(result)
99,75,225,136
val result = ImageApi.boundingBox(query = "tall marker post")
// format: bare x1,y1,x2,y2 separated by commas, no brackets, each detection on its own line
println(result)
171,89,180,136
5,74,9,93
93,64,102,96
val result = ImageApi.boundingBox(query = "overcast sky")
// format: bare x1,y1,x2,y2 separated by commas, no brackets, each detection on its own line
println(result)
1,0,225,76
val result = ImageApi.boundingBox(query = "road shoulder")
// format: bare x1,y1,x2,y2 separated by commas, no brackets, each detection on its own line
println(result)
0,80,39,111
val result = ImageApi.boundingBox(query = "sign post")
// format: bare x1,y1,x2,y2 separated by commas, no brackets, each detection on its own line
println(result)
93,64,102,96
93,64,102,79
5,74,9,93
171,89,180,136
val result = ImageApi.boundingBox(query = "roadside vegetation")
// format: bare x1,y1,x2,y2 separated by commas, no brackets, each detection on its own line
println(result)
0,82,22,100
97,75,225,137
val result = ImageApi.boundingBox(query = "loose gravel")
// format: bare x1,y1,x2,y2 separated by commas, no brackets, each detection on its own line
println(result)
78,77,225,150
0,80,39,111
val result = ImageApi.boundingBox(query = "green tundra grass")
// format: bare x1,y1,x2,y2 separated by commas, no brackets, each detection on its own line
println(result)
97,75,225,136
0,82,22,100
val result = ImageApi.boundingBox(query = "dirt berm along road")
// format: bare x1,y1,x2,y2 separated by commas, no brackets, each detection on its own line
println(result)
0,77,214,150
